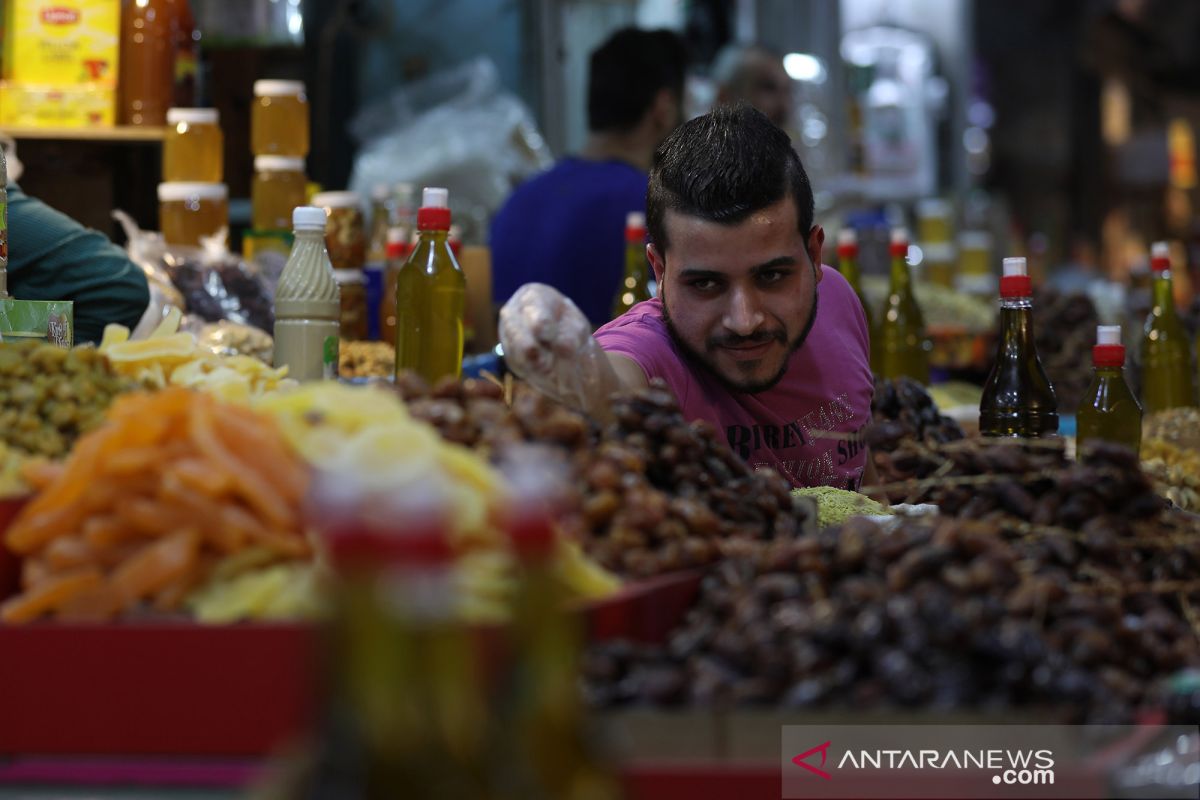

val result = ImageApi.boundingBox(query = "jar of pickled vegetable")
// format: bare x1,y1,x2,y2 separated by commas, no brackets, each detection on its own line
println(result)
163,108,223,182
252,156,307,231
158,182,228,248
252,80,309,157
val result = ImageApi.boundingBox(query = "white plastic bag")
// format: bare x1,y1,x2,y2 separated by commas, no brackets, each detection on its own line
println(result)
348,58,552,242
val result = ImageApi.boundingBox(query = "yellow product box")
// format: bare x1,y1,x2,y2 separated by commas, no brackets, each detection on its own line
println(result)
3,0,119,85
0,80,115,126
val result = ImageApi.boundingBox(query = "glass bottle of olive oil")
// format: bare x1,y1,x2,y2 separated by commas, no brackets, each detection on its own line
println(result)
1141,241,1195,413
317,492,491,798
874,228,930,382
394,187,466,383
836,227,871,331
611,211,652,318
1077,325,1142,457
979,257,1059,437
499,451,621,800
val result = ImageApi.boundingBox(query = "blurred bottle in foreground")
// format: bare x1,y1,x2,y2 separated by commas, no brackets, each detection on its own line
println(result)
498,447,623,800
307,478,492,798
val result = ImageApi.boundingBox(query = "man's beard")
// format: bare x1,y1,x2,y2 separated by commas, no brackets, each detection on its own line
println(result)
660,278,820,395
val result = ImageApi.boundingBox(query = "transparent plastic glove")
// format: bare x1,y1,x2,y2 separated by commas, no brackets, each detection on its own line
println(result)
498,283,618,422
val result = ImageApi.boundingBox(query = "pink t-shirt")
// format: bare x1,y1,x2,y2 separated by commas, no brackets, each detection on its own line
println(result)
594,265,874,489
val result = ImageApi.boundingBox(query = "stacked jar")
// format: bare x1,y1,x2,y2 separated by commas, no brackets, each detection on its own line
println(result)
159,108,228,248
311,191,368,341
248,80,310,260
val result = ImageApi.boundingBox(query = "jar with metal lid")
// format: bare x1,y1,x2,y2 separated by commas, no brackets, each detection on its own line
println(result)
252,156,307,231
158,183,229,247
334,269,369,341
163,108,224,182
311,191,366,270
252,79,309,157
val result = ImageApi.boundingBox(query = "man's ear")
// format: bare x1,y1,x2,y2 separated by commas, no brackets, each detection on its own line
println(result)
647,242,666,286
806,225,825,282
651,87,679,133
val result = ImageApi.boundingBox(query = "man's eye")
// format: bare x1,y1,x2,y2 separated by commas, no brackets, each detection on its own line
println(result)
690,279,719,292
759,270,787,284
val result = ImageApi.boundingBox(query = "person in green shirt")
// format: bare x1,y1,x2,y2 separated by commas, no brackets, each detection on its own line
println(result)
6,183,150,344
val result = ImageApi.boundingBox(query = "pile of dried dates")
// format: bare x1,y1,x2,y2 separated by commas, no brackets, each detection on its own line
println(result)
583,507,1200,722
397,375,805,577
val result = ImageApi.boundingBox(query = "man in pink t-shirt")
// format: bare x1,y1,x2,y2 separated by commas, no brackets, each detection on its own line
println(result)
499,104,877,490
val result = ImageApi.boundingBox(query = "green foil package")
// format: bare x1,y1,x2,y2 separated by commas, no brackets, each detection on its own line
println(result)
0,299,74,347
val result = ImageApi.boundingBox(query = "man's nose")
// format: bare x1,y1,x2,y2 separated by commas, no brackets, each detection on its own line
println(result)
723,288,764,335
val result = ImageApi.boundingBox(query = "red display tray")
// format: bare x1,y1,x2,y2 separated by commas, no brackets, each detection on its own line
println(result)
0,569,701,757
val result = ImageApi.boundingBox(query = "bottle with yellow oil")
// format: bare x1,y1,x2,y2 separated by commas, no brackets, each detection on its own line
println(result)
1077,325,1141,457
1141,241,1195,413
611,211,652,318
874,227,930,383
836,227,871,331
394,188,466,383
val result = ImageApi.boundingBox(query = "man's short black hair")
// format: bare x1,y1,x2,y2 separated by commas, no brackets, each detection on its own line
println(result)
646,104,815,254
588,27,688,133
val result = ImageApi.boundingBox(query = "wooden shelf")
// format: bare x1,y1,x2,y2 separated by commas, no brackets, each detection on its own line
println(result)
0,125,164,143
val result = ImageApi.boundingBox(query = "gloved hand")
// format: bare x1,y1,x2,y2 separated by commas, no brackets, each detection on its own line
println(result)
498,283,617,421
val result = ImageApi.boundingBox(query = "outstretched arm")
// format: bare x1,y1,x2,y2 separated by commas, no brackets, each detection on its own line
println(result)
499,283,647,422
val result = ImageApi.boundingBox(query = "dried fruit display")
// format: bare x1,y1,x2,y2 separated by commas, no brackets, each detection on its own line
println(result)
583,502,1200,722
1032,288,1098,412
0,342,134,459
867,377,964,486
397,375,806,578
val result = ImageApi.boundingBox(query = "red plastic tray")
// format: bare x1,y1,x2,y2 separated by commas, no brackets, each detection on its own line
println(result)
0,568,701,757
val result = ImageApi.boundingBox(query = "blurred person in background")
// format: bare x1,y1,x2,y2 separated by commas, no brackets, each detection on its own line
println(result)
490,27,688,327
5,170,149,344
711,43,793,130
500,105,878,491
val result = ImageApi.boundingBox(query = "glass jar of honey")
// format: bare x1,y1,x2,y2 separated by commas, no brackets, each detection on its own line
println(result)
158,182,228,248
252,80,309,157
311,191,366,270
334,269,369,341
163,108,224,182
252,156,307,231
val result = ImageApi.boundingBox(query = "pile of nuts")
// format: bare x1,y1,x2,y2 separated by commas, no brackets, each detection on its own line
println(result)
396,375,805,577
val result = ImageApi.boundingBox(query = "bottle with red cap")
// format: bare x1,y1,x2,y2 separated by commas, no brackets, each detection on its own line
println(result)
394,187,467,383
1141,241,1195,413
979,257,1059,437
611,211,653,319
835,227,871,331
873,227,930,382
380,227,411,346
1077,325,1142,457
497,446,621,800
309,477,491,796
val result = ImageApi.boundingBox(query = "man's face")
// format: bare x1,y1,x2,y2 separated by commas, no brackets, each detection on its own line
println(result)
649,196,824,394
